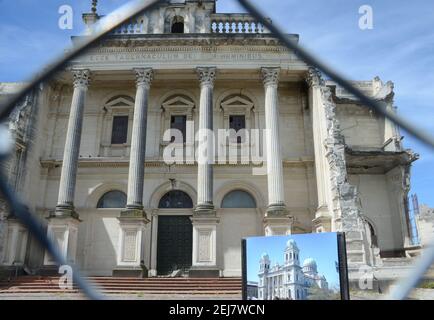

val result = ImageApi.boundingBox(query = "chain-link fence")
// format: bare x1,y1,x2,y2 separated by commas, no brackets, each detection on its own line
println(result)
0,0,433,300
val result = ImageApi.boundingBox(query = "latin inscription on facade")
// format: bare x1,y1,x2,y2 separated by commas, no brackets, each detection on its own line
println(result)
70,47,300,69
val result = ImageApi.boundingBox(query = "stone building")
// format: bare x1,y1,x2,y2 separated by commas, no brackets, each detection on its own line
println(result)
0,0,419,282
416,205,434,248
258,239,328,300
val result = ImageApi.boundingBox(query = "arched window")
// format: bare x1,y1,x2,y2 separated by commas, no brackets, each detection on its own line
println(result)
171,16,184,33
158,190,193,209
97,191,127,208
221,190,256,208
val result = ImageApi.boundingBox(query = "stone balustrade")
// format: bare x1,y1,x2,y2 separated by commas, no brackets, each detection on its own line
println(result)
210,14,270,34
111,16,147,35
109,14,271,35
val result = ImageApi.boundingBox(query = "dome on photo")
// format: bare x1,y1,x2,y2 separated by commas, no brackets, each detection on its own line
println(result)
261,253,269,260
303,258,317,268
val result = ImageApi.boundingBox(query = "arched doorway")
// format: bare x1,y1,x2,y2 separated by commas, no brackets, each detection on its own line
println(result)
171,16,184,33
156,190,193,275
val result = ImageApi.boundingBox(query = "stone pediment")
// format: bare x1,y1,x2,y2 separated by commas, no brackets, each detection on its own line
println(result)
163,95,194,108
106,95,135,107
220,95,254,113
221,95,253,107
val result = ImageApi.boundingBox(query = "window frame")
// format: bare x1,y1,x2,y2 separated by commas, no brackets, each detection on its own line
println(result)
100,95,135,157
219,95,256,163
171,16,185,34
97,190,127,209
111,115,129,145
221,189,257,209
160,95,195,158
170,114,187,143
158,190,194,209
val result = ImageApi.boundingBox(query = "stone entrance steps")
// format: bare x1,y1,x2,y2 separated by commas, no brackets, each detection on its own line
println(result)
0,276,242,295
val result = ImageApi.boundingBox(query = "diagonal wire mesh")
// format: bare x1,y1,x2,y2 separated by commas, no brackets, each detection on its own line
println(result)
0,0,433,300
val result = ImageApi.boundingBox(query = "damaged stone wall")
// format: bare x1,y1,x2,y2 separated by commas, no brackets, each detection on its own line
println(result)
0,87,39,265
319,83,375,268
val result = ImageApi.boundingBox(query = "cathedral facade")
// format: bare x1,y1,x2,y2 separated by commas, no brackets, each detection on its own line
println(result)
258,240,328,300
0,1,418,282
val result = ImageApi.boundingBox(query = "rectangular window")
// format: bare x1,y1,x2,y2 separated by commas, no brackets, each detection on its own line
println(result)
229,115,246,144
229,115,246,131
111,116,128,144
170,115,187,142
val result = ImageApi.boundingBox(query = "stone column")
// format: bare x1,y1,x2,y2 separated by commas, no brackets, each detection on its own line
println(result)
190,67,220,278
125,68,153,212
44,69,90,268
261,67,292,236
55,69,90,218
195,67,216,213
115,68,153,277
306,68,333,232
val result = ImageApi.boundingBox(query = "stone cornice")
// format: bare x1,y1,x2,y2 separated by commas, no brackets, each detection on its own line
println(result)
345,147,418,174
76,34,297,50
40,158,314,169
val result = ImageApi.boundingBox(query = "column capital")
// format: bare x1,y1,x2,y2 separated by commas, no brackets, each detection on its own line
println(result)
71,69,91,89
261,67,280,87
197,67,217,88
134,68,153,88
305,67,324,88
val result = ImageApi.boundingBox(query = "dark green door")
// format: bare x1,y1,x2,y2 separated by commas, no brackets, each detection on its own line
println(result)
157,216,193,275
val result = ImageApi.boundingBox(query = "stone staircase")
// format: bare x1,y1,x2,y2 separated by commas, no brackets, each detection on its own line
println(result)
0,276,242,296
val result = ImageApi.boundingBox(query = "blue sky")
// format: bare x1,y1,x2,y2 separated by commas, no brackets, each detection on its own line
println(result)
0,0,432,206
246,233,340,289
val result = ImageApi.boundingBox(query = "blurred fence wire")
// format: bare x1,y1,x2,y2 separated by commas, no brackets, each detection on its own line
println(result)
0,0,433,300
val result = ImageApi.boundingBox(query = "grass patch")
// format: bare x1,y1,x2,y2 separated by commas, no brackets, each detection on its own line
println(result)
418,281,434,289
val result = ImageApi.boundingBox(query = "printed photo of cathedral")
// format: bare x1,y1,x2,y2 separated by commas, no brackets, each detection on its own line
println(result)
245,233,341,300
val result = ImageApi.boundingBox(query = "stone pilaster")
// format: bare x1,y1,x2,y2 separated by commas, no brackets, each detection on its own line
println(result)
114,68,152,277
306,67,333,232
55,69,90,218
1,217,28,267
190,67,220,277
261,67,291,235
43,218,79,267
